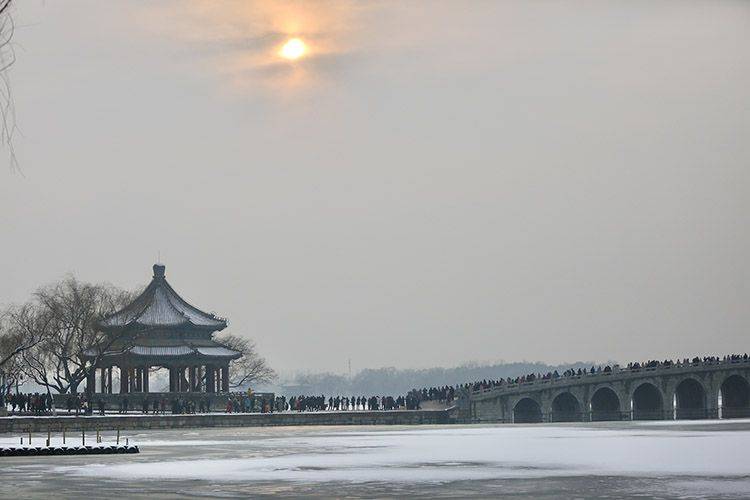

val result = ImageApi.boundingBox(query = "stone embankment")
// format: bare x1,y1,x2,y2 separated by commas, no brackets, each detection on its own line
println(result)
0,409,453,434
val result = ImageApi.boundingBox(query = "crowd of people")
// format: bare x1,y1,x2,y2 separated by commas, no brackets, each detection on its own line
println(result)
4,392,54,415
411,385,457,403
469,353,750,393
112,395,214,415
221,393,436,412
2,392,425,415
4,354,747,415
223,394,421,412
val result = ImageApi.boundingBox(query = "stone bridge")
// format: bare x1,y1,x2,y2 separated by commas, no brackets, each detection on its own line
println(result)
462,358,750,423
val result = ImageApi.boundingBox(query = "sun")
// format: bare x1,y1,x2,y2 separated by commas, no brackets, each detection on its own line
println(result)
280,38,307,60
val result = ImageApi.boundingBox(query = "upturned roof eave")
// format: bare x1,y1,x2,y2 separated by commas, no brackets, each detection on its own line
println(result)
98,320,227,333
96,264,228,332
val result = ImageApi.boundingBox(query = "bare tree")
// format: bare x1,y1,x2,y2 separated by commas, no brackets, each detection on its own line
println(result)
0,344,24,398
0,303,51,371
0,305,49,400
217,333,276,389
18,276,133,394
0,0,16,170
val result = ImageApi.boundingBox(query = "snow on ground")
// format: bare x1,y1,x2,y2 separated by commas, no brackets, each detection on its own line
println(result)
46,420,750,484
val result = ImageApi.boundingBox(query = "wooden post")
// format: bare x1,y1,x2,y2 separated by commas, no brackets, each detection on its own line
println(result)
88,369,96,395
221,365,230,393
82,428,85,446
189,366,196,392
116,428,120,445
143,366,150,393
178,367,185,392
206,366,215,393
28,428,31,445
120,366,129,394
46,428,51,447
63,427,66,444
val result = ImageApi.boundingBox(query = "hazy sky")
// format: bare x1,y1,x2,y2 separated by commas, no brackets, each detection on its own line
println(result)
1,1,749,373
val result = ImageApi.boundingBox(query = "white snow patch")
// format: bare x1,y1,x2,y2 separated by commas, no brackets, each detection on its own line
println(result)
56,424,750,483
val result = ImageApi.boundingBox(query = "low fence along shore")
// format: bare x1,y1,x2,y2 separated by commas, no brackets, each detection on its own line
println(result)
0,409,453,434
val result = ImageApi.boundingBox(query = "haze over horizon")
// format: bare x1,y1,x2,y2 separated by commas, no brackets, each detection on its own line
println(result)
2,1,749,373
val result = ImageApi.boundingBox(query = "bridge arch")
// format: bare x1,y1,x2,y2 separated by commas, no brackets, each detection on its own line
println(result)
632,382,664,420
550,392,582,422
720,374,750,419
591,386,621,421
513,397,543,423
674,377,707,420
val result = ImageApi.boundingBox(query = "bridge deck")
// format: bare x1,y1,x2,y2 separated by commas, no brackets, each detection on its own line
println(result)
470,358,750,401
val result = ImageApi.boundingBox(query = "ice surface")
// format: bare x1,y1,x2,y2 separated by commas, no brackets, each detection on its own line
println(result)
57,422,750,482
3,421,750,498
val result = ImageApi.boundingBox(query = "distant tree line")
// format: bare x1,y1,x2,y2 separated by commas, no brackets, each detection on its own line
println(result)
268,361,603,397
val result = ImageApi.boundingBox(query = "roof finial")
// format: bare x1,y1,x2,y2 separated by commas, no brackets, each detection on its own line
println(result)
153,263,166,278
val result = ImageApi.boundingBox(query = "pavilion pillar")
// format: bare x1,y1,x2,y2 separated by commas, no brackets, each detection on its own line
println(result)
87,369,96,394
143,366,149,393
135,368,142,392
120,367,129,394
107,367,113,394
181,367,189,392
206,365,215,393
189,367,197,392
169,367,176,392
100,368,106,393
196,366,203,392
221,365,229,392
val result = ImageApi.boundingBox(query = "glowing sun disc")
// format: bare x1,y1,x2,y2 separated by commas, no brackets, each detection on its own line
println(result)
280,38,307,60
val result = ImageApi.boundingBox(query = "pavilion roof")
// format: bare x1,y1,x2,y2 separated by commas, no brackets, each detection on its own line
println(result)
99,264,227,331
84,337,241,360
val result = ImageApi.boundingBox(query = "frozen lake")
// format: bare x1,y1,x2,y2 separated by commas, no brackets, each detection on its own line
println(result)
2,420,750,498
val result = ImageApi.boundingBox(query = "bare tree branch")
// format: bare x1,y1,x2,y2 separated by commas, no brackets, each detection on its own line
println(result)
12,276,133,394
0,0,16,171
217,333,276,389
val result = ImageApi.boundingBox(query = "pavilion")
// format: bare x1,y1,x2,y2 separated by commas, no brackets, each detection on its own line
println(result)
84,264,242,395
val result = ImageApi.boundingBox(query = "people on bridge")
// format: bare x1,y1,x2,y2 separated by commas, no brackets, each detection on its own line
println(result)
468,353,750,394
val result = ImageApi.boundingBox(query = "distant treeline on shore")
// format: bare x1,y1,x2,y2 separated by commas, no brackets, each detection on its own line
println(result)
259,361,604,397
